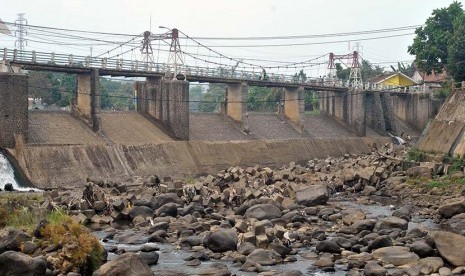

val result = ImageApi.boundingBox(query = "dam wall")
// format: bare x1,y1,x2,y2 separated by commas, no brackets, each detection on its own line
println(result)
12,137,390,189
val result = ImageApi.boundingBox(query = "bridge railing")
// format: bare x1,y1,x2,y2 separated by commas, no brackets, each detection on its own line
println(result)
2,48,427,92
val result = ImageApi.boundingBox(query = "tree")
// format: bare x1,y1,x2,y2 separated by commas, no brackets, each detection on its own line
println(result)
335,60,383,81
408,2,464,78
198,84,225,112
292,69,307,83
189,85,203,111
448,14,465,82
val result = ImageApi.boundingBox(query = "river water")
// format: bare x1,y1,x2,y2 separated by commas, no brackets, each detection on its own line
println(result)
0,152,40,192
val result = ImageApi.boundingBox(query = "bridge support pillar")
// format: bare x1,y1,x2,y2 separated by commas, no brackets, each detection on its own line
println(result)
72,69,100,131
284,86,304,132
0,73,28,148
224,82,249,133
320,90,366,136
365,92,397,135
161,79,190,140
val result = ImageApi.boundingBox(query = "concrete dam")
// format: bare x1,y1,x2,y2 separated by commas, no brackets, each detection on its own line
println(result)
0,73,438,189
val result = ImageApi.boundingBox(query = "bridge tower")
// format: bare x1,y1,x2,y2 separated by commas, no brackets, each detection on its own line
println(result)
140,31,154,65
165,28,185,79
327,51,362,88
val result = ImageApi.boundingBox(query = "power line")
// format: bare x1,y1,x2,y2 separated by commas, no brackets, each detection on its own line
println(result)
190,25,422,40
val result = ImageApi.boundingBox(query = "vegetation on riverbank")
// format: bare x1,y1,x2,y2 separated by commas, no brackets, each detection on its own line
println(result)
0,192,105,275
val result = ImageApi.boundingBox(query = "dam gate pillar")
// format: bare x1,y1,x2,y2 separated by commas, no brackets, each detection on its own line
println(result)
71,68,100,131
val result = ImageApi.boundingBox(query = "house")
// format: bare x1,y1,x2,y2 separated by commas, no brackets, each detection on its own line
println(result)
368,72,418,90
412,69,448,92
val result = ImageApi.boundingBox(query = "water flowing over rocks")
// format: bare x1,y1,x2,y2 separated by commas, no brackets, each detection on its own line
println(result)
11,143,465,275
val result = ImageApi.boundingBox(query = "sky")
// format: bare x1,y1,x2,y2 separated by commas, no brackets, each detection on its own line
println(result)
0,0,462,77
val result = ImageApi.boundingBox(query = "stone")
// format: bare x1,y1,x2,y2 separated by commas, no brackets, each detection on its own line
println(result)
0,251,47,276
113,231,149,244
416,257,444,274
112,199,126,211
313,254,334,268
364,261,387,276
93,201,106,212
295,185,329,206
138,251,159,266
374,216,408,232
246,249,282,266
244,204,282,220
406,166,432,177
140,244,160,252
22,241,38,255
128,206,153,220
240,260,262,272
92,253,153,276
154,203,179,217
410,240,434,258
3,229,31,251
372,246,419,266
438,199,465,218
4,183,14,191
204,229,237,252
351,219,377,232
316,240,341,254
238,242,256,255
150,193,183,210
431,231,465,266
368,236,392,251
439,267,452,276
362,185,377,196
342,210,366,225
256,234,269,248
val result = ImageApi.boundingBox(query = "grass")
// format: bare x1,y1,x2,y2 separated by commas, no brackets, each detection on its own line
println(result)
406,148,427,162
0,193,104,274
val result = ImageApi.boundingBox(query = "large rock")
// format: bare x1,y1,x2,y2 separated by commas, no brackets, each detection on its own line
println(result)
438,199,465,218
431,231,465,266
364,261,387,276
244,204,282,220
374,216,408,232
93,253,153,276
406,166,432,177
113,230,149,244
204,229,237,252
0,251,47,276
154,203,179,217
246,249,282,266
295,185,329,206
316,240,341,254
150,193,183,210
372,246,420,266
128,206,154,220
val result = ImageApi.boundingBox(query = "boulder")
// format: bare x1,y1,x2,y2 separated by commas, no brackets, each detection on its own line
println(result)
364,261,387,276
238,242,256,256
410,240,434,258
4,183,14,192
204,229,237,252
138,251,159,266
295,185,329,206
0,251,47,276
154,203,179,217
406,166,432,177
128,206,154,220
150,193,183,210
438,199,465,218
244,204,282,220
316,240,341,254
2,229,31,251
372,246,419,266
92,253,153,276
431,231,465,266
113,231,149,244
246,249,282,266
374,216,408,232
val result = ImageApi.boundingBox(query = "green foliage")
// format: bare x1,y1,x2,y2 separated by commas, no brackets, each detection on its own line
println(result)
198,84,225,112
100,78,133,110
426,180,446,189
408,1,465,80
406,148,427,162
189,85,203,111
292,69,307,83
448,13,465,82
248,86,281,112
0,193,45,231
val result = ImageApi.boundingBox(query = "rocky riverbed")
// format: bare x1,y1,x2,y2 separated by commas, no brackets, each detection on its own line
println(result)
3,143,465,275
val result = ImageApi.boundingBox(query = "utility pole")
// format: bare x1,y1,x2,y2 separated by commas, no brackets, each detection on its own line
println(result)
14,13,28,53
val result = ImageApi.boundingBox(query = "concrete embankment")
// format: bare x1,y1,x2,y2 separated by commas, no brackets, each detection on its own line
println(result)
418,88,465,156
11,137,390,189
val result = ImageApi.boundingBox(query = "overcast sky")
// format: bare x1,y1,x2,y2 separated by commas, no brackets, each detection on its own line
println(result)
0,0,461,77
